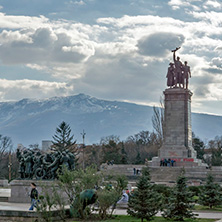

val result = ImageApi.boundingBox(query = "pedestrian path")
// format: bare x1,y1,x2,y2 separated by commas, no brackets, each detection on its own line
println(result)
0,202,222,220
0,189,10,197
0,202,30,211
113,209,222,220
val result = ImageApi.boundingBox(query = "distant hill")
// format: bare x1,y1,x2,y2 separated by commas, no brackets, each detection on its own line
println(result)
0,93,221,147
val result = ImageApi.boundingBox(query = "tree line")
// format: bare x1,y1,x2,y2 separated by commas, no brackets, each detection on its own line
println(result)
1,120,222,180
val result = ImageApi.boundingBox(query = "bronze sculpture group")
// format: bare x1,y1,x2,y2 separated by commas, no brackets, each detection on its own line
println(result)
166,47,191,89
16,148,75,180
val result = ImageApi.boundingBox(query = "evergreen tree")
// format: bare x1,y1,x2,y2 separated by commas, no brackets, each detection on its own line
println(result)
120,142,128,164
52,121,76,152
127,167,162,222
135,152,143,164
102,139,121,164
211,147,222,166
199,174,222,209
208,136,222,166
192,133,205,160
162,174,196,221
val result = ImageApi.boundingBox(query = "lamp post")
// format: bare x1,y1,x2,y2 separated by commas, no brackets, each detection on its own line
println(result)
8,152,12,181
81,130,86,169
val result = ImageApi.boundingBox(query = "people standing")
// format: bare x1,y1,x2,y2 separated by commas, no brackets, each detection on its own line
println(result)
29,182,38,210
117,190,129,203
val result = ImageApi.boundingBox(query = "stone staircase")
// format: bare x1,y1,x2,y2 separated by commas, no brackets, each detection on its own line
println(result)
100,164,144,177
100,164,222,185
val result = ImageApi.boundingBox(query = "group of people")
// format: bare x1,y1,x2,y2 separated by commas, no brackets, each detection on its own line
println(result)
133,168,141,175
160,158,176,167
166,47,191,89
106,160,114,165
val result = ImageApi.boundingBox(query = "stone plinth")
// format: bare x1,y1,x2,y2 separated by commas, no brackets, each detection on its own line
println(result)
99,164,222,184
152,88,201,166
0,179,9,187
9,180,68,203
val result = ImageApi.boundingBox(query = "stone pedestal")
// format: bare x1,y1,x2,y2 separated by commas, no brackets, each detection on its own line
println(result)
9,180,31,203
9,180,68,203
152,88,200,166
0,179,9,187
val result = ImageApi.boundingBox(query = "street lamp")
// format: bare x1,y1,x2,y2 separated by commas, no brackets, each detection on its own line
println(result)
8,152,12,181
81,130,86,169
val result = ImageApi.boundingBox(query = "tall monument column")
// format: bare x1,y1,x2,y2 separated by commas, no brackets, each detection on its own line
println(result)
159,88,196,160
151,47,202,166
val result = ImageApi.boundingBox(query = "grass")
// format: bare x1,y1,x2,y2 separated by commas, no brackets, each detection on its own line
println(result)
71,215,217,222
194,204,222,211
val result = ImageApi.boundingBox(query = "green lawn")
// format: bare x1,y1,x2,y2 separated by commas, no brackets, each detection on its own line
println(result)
72,215,217,222
194,205,222,211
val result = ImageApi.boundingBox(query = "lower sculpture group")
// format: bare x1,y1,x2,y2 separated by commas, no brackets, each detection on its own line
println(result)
16,148,76,180
166,47,191,89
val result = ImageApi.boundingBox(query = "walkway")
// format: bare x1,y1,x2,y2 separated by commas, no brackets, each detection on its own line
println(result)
113,209,222,220
0,202,222,221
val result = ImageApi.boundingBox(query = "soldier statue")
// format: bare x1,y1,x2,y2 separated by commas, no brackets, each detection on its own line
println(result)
166,47,191,89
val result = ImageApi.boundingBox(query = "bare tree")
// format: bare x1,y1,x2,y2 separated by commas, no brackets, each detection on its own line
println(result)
0,135,13,179
100,135,120,146
126,131,152,146
152,97,164,144
0,134,13,161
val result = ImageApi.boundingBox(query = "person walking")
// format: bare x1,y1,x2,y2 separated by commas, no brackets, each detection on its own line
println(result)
29,182,38,210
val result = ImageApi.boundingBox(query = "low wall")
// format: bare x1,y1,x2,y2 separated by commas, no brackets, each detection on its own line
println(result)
0,209,69,222
9,180,69,203
100,164,222,184
0,180,9,187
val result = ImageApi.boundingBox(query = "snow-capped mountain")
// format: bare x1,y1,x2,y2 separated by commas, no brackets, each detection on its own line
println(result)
0,93,222,147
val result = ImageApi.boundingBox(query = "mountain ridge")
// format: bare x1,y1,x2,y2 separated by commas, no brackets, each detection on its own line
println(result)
0,93,221,147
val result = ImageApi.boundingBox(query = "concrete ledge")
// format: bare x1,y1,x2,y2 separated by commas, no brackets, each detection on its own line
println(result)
9,180,69,203
116,203,128,209
0,208,70,222
0,180,9,187
100,164,222,184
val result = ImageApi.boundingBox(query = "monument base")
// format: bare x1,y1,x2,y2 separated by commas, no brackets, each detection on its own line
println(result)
0,179,9,187
9,180,68,203
100,164,222,185
151,156,206,167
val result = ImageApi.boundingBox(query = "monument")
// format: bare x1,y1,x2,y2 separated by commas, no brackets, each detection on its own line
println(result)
152,47,202,167
9,147,76,203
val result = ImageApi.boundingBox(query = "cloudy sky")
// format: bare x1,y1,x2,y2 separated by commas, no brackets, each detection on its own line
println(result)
0,0,222,115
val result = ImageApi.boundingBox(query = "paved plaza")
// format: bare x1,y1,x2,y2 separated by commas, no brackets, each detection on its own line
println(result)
1,188,222,221
0,201,222,221
114,209,222,220
0,188,10,198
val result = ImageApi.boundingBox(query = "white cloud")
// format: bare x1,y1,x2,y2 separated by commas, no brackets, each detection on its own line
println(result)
70,0,85,5
204,0,222,9
0,79,74,101
0,13,49,29
168,0,184,10
0,8,222,114
0,27,96,78
211,57,222,68
190,11,222,26
137,32,185,57
168,0,198,10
